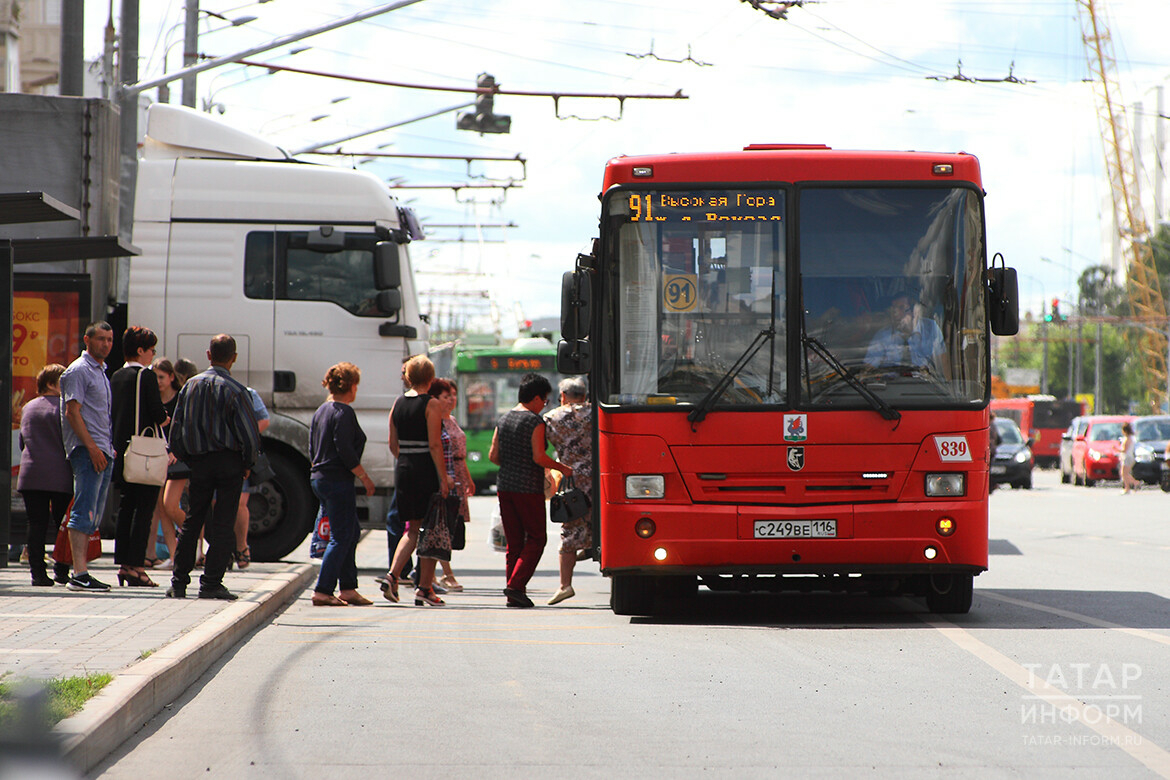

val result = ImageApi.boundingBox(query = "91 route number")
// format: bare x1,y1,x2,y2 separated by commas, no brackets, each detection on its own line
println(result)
934,435,971,462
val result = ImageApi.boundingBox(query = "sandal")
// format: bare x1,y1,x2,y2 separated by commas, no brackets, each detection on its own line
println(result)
235,547,251,570
439,575,463,592
382,573,400,603
339,590,373,606
311,593,349,607
144,557,161,569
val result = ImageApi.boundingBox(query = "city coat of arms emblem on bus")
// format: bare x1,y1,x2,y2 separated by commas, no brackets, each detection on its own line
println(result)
783,414,807,442
787,446,805,471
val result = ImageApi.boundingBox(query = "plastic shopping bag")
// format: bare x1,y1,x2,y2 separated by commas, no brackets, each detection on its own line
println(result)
310,511,330,559
488,506,507,553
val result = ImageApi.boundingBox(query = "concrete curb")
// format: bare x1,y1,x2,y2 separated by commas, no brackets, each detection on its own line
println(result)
53,563,317,774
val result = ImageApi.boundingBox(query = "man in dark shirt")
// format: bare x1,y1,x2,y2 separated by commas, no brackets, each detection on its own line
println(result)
167,334,260,600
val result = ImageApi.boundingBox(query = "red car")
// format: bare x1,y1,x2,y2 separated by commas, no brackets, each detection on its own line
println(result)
1070,415,1135,486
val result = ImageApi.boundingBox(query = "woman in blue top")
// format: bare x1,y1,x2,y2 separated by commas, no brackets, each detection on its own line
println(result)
309,362,376,606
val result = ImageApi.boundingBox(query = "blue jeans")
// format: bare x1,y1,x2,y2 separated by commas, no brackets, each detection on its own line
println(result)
67,449,114,535
312,477,360,595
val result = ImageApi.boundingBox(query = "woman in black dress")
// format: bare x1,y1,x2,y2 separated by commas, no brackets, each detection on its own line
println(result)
386,355,452,605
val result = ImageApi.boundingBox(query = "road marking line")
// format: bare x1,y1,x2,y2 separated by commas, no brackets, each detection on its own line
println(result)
279,636,620,645
925,616,1170,778
980,592,1170,647
0,613,128,620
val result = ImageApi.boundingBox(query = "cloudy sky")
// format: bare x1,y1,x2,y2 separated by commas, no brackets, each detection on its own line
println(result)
82,0,1170,335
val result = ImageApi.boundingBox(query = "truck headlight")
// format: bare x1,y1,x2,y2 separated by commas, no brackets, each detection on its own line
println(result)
925,473,965,497
626,475,665,499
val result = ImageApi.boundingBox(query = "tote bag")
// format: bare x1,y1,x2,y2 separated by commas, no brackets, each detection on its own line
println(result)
123,369,169,486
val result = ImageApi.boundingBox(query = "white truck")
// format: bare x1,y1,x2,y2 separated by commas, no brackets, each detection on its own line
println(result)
129,104,428,561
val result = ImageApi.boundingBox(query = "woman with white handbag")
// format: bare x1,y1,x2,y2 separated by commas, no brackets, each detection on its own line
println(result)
110,326,170,587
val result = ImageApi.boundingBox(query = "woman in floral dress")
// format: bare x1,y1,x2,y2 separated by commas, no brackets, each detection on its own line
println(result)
430,378,474,591
543,377,593,605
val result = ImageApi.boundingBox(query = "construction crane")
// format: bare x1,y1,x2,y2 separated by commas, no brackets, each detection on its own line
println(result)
1075,0,1168,406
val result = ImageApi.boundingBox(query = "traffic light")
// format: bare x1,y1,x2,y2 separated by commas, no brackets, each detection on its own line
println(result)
1050,297,1061,323
457,73,511,134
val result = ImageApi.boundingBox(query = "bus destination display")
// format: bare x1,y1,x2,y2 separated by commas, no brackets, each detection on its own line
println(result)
474,355,549,372
628,191,784,223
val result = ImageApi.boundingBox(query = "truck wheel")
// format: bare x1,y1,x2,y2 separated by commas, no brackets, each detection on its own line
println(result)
246,450,316,562
925,573,973,614
611,574,656,616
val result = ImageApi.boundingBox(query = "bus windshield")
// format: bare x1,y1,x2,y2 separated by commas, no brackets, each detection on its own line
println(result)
601,185,987,409
800,186,986,409
605,189,787,406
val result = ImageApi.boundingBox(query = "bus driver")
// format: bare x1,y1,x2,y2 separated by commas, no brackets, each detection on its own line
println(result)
864,292,945,373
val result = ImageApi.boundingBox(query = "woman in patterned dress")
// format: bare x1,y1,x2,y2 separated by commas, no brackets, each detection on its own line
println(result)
429,378,473,591
544,377,593,605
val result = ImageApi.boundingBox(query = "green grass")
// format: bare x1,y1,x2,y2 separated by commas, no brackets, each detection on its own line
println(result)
0,672,114,729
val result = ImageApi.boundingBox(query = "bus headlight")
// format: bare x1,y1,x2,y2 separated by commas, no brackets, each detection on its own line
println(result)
626,475,665,499
925,473,965,497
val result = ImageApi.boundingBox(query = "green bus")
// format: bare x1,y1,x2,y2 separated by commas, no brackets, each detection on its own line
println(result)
431,337,564,491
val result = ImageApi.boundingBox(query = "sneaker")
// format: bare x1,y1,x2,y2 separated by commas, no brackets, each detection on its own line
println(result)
198,585,239,601
53,563,70,584
503,588,534,608
67,573,111,592
547,586,575,605
31,573,56,587
165,585,186,599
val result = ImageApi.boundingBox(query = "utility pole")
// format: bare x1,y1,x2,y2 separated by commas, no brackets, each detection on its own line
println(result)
1041,320,1049,394
1158,85,1165,224
59,0,84,96
182,0,200,108
1095,322,1103,412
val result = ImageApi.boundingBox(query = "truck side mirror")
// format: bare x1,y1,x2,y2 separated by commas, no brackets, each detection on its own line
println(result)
557,338,591,375
374,289,402,315
375,242,401,289
561,268,592,341
987,255,1019,336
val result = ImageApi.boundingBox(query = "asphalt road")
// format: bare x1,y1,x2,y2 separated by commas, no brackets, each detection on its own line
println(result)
91,470,1170,778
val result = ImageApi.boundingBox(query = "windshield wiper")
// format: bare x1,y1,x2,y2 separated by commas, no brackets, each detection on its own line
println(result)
687,328,775,427
802,336,901,422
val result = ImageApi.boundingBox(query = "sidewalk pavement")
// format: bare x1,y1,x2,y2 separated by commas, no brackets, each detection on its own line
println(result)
0,541,316,774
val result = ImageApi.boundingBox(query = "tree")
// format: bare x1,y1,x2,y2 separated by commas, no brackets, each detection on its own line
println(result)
1077,264,1125,316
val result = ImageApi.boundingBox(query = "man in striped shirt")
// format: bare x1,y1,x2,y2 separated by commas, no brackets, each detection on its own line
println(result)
167,334,260,600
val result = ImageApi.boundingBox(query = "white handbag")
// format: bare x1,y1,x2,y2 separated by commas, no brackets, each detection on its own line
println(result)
122,368,169,487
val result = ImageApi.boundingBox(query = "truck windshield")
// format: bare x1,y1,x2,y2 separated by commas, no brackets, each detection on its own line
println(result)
603,189,786,406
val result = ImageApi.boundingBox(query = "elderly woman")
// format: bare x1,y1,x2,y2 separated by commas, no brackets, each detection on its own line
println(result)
386,355,452,606
544,377,594,605
309,362,376,606
489,372,572,608
17,364,72,586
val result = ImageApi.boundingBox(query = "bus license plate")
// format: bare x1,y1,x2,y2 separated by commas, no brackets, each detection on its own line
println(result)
754,520,837,539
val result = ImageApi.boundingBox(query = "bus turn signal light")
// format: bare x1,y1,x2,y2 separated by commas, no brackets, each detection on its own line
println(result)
936,517,956,536
635,517,656,539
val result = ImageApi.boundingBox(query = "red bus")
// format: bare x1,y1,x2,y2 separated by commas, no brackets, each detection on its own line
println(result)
558,144,1019,615
991,395,1085,468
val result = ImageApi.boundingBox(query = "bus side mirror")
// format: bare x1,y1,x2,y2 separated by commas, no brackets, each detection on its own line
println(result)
374,289,402,315
561,268,592,341
375,242,402,289
987,259,1019,336
557,339,591,375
